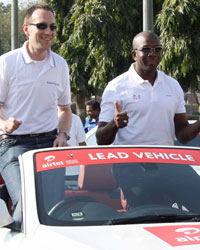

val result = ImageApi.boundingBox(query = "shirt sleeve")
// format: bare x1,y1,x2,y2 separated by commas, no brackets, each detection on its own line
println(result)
76,116,86,143
175,80,186,114
57,60,71,107
0,56,8,105
99,83,118,123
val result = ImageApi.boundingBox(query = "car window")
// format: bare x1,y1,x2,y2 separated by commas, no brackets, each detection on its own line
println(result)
33,147,200,226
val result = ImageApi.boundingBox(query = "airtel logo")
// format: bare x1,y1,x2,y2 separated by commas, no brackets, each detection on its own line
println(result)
176,227,200,235
44,155,55,162
144,225,200,247
176,227,200,243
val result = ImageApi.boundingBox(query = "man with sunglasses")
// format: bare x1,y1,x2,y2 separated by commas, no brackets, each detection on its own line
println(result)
96,31,200,146
96,31,200,211
0,4,72,230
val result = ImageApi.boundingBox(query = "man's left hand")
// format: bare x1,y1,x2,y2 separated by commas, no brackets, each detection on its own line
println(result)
53,133,69,147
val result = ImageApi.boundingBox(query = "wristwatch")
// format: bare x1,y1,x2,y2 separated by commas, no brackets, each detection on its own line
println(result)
58,129,70,140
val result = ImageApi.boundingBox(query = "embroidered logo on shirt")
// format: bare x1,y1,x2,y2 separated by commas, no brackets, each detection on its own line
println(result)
133,94,141,100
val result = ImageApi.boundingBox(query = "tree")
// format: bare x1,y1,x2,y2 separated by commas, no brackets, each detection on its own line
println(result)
0,1,38,55
155,0,200,91
45,0,143,118
0,3,11,55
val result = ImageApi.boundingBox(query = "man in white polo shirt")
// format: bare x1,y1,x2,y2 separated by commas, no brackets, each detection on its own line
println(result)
96,31,200,211
0,4,72,229
96,31,200,145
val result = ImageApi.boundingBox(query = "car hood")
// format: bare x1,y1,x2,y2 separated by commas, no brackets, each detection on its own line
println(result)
18,222,200,250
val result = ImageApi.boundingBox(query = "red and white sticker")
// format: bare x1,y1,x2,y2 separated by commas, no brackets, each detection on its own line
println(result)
35,147,200,172
144,225,200,246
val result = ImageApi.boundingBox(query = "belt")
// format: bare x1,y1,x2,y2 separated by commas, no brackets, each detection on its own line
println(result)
1,129,57,139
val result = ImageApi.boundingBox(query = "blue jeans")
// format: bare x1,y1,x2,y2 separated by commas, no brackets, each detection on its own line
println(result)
0,134,62,230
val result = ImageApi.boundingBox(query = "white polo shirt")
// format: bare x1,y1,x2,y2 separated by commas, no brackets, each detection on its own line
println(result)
0,41,71,134
68,114,86,146
99,63,186,145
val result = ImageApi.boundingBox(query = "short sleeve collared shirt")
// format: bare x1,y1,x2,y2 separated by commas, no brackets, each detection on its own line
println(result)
0,42,71,134
99,63,186,145
84,116,99,133
68,114,86,146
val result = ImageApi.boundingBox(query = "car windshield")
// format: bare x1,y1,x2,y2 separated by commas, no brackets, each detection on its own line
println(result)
34,146,200,226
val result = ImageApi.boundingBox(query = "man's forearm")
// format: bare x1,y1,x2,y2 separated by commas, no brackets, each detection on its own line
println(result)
58,106,72,131
0,116,6,132
96,120,118,145
176,120,200,144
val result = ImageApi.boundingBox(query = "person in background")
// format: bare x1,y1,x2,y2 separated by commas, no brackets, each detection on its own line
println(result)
66,113,86,176
0,4,72,229
68,113,86,146
96,31,200,146
84,99,100,133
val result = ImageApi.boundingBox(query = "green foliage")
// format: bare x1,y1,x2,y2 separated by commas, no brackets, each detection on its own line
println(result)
2,0,199,96
45,0,142,98
43,0,74,44
18,9,27,48
0,1,38,55
155,0,200,91
0,3,11,55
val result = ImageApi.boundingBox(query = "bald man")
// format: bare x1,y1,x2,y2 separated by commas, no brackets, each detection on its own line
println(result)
96,31,200,145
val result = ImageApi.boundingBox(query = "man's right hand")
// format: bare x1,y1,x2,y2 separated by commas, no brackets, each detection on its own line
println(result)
4,117,22,134
96,101,129,145
114,101,129,128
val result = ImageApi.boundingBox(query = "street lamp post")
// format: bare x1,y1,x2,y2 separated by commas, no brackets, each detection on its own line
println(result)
143,0,154,31
11,0,18,50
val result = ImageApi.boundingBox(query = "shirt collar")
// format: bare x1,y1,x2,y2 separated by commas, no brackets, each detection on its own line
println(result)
88,115,99,122
21,41,56,67
129,63,160,85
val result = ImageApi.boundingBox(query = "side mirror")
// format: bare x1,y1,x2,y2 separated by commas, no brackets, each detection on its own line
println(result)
0,199,14,227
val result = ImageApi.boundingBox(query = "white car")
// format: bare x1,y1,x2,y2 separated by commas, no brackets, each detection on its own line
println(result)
86,126,98,146
86,123,200,148
1,145,200,249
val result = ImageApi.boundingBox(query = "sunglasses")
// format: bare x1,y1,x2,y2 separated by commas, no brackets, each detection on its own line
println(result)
134,47,162,53
28,23,57,31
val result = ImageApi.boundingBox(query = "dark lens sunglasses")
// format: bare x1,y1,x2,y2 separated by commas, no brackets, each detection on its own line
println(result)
28,23,57,31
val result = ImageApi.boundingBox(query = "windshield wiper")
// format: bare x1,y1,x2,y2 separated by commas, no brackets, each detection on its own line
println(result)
106,214,200,225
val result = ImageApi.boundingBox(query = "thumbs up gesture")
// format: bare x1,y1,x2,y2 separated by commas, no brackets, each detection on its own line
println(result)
114,101,129,128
